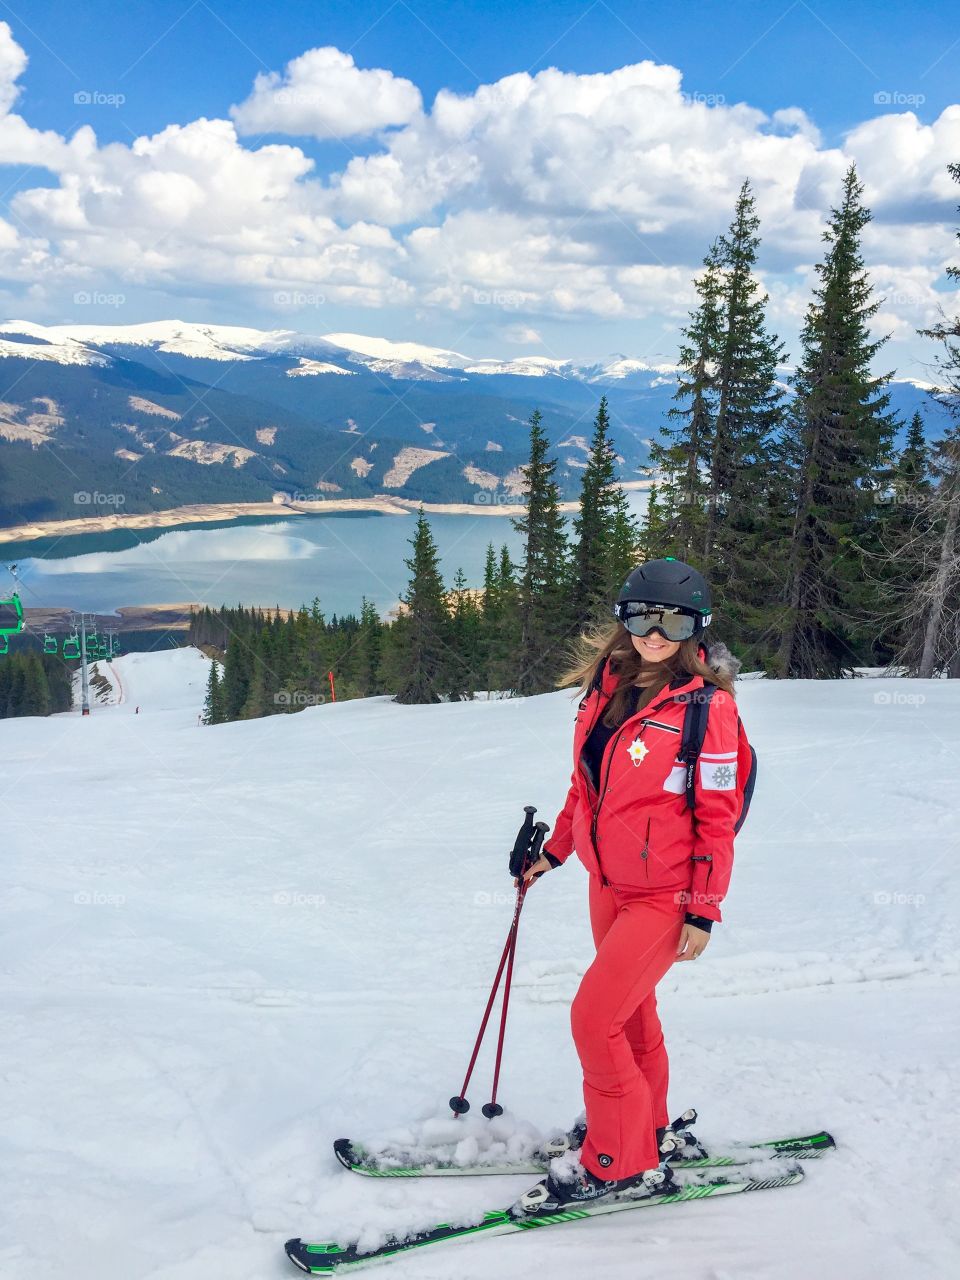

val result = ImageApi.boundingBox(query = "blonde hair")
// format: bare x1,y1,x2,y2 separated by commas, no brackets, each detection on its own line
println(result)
556,620,736,728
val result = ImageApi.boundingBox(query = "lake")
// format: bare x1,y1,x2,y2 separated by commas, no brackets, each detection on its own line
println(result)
4,492,649,619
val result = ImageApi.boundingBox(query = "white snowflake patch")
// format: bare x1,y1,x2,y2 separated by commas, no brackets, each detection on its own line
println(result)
699,758,737,790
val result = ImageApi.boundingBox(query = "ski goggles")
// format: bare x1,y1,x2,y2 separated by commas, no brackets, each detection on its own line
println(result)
613,601,706,642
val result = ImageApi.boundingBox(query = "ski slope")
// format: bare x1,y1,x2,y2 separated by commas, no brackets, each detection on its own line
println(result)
1,649,958,1280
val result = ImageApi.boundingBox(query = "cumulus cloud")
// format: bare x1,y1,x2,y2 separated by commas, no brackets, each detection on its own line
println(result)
230,47,422,139
0,20,955,358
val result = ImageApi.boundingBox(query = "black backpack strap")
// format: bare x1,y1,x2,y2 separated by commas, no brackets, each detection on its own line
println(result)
679,684,716,812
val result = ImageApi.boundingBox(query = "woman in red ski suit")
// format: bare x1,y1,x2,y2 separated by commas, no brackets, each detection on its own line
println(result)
516,557,743,1213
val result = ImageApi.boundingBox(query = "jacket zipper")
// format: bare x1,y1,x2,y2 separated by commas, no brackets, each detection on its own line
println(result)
577,689,609,885
640,814,652,878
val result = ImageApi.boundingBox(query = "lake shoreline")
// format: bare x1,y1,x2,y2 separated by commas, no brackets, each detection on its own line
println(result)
0,483,652,546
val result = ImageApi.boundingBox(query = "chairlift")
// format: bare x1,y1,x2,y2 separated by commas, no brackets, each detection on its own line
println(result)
0,592,24,657
62,633,81,660
43,633,58,655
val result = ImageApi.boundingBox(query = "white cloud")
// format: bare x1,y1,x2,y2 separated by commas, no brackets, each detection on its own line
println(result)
0,21,954,358
230,47,422,140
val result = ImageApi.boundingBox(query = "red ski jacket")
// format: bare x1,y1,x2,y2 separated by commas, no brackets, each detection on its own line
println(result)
543,644,742,923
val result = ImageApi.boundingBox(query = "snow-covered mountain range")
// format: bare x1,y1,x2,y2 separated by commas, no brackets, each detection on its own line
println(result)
0,318,683,387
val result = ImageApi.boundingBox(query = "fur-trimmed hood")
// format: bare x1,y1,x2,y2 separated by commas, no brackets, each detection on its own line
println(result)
700,637,742,683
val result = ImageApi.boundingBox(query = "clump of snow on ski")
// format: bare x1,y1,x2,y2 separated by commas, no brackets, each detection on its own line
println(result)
338,1107,550,1174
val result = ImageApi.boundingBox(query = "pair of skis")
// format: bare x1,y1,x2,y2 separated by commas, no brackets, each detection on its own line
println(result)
285,1119,836,1273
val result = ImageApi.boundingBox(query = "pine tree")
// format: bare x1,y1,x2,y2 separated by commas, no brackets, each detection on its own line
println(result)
708,182,789,653
570,397,622,628
355,597,383,696
221,631,253,719
392,507,454,703
511,409,572,695
650,240,724,557
447,567,482,700
896,411,931,497
202,660,225,724
480,543,521,696
775,164,899,677
640,481,671,559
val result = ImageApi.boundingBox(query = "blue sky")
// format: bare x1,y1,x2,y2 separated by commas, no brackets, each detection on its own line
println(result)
0,0,957,371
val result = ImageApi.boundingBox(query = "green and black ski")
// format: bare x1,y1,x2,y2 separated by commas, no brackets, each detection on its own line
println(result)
333,1127,836,1178
286,1166,806,1274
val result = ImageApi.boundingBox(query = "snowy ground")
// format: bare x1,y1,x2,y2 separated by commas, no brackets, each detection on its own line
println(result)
1,648,958,1279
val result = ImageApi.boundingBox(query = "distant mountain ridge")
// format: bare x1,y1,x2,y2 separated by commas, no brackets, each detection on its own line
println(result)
0,319,937,531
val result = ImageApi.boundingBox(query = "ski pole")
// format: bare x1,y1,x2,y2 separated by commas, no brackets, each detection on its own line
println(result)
449,807,548,1119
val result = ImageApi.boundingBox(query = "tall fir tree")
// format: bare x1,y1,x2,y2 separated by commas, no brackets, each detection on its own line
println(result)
707,181,789,654
511,409,572,695
390,507,454,704
650,240,724,557
775,164,899,677
570,396,625,628
447,566,482,700
202,659,225,724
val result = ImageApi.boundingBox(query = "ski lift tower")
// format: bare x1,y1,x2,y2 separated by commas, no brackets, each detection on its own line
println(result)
69,612,97,716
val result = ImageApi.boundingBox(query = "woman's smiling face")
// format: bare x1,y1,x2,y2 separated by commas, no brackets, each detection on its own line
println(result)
630,630,681,663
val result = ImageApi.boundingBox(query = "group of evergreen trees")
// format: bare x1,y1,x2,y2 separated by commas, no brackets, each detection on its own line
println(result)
0,651,72,718
646,164,959,677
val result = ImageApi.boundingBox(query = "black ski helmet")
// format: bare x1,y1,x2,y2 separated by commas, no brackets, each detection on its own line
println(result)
615,557,712,629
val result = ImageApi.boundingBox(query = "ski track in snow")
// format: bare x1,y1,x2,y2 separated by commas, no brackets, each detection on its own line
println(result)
1,650,958,1279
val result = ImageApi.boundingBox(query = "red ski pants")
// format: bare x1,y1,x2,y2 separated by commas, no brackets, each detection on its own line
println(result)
572,876,686,1180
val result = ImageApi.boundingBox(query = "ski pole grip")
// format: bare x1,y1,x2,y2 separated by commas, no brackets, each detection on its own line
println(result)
507,806,537,878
